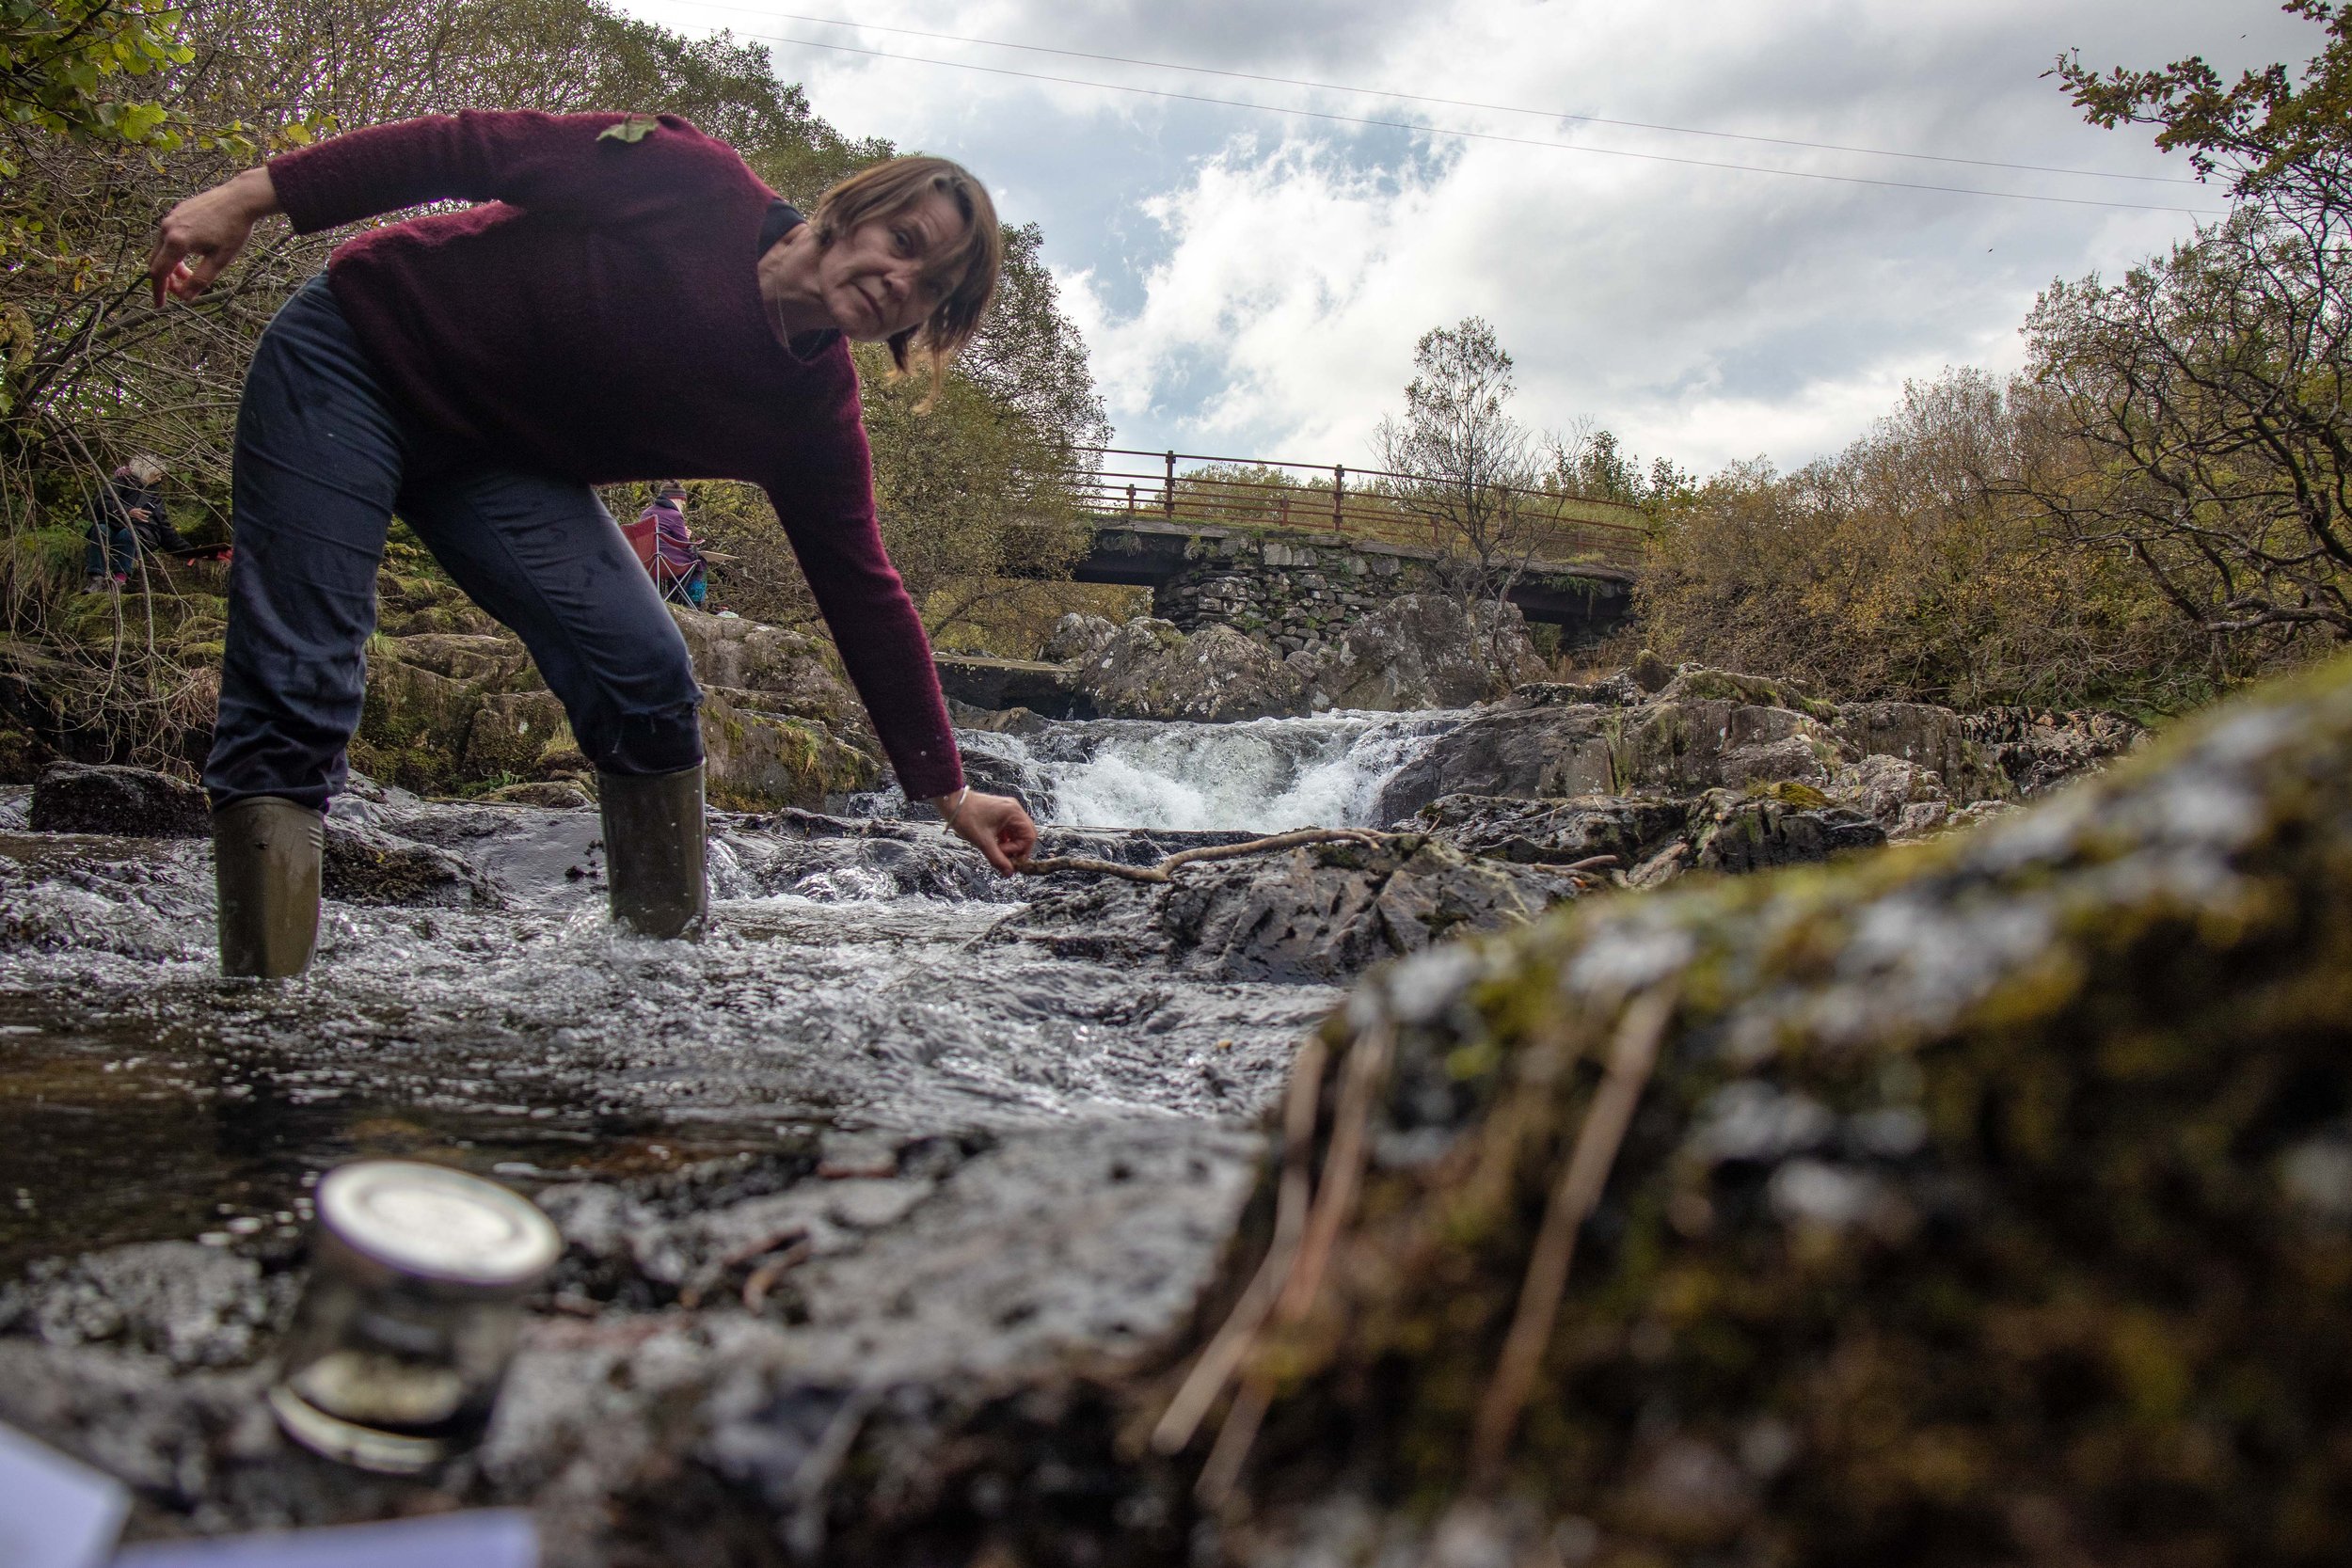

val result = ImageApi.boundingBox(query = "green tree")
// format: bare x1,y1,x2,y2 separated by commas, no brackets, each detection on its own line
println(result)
1636,370,2217,712
1373,317,1551,673
2031,2,2352,654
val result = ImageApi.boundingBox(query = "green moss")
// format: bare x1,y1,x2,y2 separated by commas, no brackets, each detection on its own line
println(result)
1178,650,2352,1565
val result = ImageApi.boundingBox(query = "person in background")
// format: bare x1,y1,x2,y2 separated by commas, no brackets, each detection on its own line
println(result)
84,455,192,591
650,484,710,607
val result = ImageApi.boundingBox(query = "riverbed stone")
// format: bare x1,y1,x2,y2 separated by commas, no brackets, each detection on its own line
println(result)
994,834,1575,982
26,762,209,838
322,819,506,909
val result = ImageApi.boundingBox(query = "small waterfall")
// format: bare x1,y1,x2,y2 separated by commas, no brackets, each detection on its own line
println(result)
955,710,1465,833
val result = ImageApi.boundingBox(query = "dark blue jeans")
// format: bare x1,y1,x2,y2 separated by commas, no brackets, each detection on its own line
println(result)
85,524,135,578
205,277,702,812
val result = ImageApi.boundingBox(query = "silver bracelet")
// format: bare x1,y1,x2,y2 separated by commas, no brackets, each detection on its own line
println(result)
942,785,971,828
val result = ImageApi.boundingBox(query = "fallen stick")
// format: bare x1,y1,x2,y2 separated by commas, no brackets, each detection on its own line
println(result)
1468,981,1679,1487
1017,828,1387,885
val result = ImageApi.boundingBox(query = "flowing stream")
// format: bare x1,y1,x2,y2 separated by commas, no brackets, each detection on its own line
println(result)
0,711,1461,1275
872,707,1466,833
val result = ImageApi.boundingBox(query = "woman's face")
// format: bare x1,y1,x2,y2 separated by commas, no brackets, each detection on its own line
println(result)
816,187,969,342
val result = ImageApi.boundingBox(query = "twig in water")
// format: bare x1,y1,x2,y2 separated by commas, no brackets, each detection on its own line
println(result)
1468,982,1679,1488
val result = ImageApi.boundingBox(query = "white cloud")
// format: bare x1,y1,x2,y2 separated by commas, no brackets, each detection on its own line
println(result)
624,0,2314,473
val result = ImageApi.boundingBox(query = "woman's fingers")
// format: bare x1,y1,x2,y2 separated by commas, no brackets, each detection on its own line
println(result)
149,172,275,306
948,792,1038,877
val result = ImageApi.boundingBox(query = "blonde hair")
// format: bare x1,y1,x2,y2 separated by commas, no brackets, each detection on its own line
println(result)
811,156,1001,386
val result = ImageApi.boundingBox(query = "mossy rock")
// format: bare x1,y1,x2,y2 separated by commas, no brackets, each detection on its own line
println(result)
1163,649,2352,1565
1659,665,1840,721
700,689,881,810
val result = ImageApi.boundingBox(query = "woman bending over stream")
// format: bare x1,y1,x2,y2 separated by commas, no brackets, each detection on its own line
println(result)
149,111,1040,977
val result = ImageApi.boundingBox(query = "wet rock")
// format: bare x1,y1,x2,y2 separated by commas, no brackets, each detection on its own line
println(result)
1069,619,1308,723
1289,594,1546,712
994,835,1575,982
322,820,506,908
1411,793,1692,867
27,763,209,839
477,780,595,809
1373,705,1619,821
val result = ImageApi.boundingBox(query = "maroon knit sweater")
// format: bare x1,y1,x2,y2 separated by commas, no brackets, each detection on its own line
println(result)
265,109,961,799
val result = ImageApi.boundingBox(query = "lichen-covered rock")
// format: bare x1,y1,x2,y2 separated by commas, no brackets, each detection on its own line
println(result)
1162,651,2352,1568
1828,753,1951,838
993,835,1576,982
1041,611,1120,667
1071,618,1309,723
701,689,881,811
26,762,208,838
1834,699,2008,800
1288,594,1547,712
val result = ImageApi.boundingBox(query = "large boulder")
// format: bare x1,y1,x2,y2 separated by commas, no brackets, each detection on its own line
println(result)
26,762,209,838
1068,618,1309,722
1290,594,1549,712
1146,652,2352,1567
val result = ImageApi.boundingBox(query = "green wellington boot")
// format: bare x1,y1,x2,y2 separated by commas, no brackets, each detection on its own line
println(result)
214,796,324,978
598,764,707,939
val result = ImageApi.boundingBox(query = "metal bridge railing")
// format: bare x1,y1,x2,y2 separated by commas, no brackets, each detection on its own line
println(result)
1072,445,1648,570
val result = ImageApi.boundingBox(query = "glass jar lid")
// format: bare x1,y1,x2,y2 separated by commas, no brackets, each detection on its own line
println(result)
315,1162,560,1288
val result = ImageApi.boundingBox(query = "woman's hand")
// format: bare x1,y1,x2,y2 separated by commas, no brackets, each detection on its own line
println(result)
149,166,281,307
935,788,1038,876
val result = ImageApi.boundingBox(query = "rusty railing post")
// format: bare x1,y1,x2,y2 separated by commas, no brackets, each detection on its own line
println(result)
1126,483,1136,515
1165,450,1176,521
1332,465,1345,531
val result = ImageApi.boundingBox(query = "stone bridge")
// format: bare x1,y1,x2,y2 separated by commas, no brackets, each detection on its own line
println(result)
1071,519,1634,655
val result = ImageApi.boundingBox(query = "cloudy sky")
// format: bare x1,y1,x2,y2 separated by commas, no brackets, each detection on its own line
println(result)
622,0,2310,478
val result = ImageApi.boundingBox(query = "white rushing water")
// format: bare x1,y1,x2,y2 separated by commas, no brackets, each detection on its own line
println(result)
959,710,1466,833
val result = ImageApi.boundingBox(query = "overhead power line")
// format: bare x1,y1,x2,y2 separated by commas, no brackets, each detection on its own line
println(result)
739,31,2227,216
665,1,2202,189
